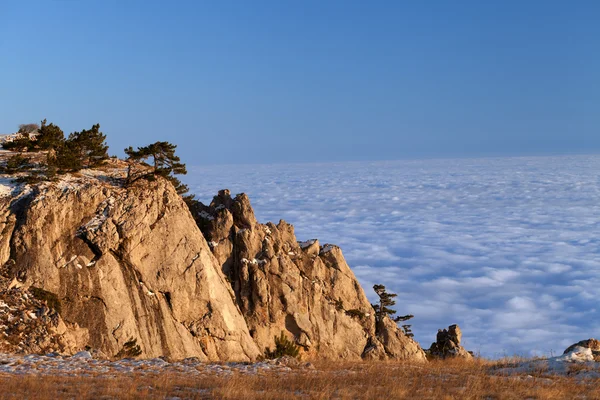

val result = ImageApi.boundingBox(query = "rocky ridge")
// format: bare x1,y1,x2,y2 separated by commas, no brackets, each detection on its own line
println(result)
191,189,426,361
0,168,425,362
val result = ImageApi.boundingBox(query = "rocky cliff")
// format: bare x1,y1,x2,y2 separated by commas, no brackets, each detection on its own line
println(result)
190,189,426,361
0,170,425,362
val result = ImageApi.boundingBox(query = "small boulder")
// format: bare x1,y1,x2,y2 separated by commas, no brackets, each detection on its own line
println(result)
298,239,320,257
269,355,301,368
72,351,92,359
564,339,600,362
361,337,387,361
427,324,473,360
557,346,595,362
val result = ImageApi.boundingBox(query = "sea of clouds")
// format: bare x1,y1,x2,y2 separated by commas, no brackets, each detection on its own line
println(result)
187,155,600,358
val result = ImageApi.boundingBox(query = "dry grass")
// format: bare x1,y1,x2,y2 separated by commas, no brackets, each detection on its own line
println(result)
0,359,599,399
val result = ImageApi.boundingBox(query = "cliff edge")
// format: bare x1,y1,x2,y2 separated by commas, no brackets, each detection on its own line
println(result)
0,169,425,362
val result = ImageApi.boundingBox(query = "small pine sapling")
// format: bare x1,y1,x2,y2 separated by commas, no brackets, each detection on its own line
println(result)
115,337,142,359
402,324,414,338
264,331,300,359
372,284,415,336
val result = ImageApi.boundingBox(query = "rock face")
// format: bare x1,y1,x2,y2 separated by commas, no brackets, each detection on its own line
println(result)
564,339,600,361
1,176,259,361
192,189,426,361
1,173,426,362
427,324,473,360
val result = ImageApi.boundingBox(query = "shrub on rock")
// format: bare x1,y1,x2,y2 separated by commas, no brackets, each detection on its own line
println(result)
264,331,300,359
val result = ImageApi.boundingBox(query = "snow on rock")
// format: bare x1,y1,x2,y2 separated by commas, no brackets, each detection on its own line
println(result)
0,353,312,377
298,239,317,249
80,197,116,233
319,244,337,255
494,346,600,378
72,351,93,359
198,210,214,220
240,258,267,266
0,177,20,198
0,133,21,144
555,346,595,363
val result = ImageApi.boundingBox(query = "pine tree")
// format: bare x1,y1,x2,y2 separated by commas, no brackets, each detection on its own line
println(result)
125,141,186,176
68,123,109,167
264,331,300,359
372,284,414,335
124,141,189,195
36,119,65,150
53,140,83,172
1,154,32,174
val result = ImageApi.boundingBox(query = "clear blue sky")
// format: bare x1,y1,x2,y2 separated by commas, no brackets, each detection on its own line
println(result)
1,1,598,164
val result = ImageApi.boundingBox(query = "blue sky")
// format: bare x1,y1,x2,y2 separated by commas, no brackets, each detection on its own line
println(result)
1,1,598,164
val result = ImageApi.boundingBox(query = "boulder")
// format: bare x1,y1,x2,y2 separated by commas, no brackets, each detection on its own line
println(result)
564,339,600,361
374,317,427,361
427,324,473,360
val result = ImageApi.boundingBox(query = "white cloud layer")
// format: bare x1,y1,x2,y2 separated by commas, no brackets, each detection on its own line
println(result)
187,155,600,358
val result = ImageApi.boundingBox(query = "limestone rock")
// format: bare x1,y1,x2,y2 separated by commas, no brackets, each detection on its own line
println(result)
375,317,427,362
427,324,473,360
1,169,427,363
1,175,260,361
361,337,387,361
564,339,600,362
192,190,427,362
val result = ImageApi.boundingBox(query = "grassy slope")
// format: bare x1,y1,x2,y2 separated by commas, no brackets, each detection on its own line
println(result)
0,359,599,399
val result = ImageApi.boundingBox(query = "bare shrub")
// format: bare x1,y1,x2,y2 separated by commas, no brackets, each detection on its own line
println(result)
18,123,40,134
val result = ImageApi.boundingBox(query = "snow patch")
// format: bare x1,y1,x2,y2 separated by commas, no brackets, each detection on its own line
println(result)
299,239,317,249
240,258,267,266
494,347,600,377
198,211,214,221
80,197,115,233
319,244,336,254
0,177,19,198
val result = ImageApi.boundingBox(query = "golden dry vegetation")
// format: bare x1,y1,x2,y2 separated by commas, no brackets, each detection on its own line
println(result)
1,359,599,400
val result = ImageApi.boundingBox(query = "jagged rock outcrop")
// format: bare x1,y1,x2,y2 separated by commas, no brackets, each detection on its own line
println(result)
192,189,426,361
1,175,260,361
427,324,473,360
564,339,600,361
1,170,426,362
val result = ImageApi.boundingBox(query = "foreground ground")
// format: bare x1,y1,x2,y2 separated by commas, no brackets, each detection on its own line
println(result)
1,354,599,399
